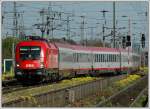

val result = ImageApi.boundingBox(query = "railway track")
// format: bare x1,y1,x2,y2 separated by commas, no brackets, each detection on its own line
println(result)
2,78,63,94
96,75,148,107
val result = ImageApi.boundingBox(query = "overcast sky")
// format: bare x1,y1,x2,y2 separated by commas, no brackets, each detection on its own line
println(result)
1,1,149,48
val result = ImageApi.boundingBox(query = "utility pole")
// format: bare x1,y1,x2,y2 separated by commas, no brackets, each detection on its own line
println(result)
13,1,18,37
99,10,109,47
88,27,95,41
40,8,45,38
4,2,24,37
113,1,116,48
102,24,105,47
100,10,109,25
80,15,85,45
90,27,94,41
66,16,71,40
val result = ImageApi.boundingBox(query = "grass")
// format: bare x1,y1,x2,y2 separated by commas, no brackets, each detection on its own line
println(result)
2,67,14,81
114,74,141,89
70,74,142,107
139,67,148,74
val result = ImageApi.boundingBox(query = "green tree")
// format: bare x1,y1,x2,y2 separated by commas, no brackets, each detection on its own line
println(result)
2,37,21,59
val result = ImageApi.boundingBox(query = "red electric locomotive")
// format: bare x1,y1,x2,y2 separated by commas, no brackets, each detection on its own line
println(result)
15,36,59,82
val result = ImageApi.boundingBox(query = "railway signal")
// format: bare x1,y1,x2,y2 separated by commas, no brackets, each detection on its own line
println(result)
122,36,126,48
141,34,145,48
126,35,131,47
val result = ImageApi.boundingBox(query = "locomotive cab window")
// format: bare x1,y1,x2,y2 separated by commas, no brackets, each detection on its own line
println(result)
20,46,41,60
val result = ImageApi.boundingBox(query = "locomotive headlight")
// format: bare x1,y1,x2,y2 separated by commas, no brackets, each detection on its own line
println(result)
40,63,44,68
16,64,20,67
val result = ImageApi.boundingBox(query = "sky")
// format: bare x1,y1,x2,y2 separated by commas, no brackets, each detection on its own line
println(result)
1,1,149,48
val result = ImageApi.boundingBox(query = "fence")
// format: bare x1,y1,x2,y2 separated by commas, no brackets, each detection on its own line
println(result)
3,75,126,107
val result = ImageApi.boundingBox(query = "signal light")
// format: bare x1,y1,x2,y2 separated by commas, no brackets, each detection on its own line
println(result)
103,36,105,41
122,36,126,48
122,37,126,43
126,35,131,47
127,35,130,42
141,34,145,48
141,34,145,41
126,42,131,46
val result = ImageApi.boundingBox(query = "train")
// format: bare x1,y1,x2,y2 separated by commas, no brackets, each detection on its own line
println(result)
15,36,141,83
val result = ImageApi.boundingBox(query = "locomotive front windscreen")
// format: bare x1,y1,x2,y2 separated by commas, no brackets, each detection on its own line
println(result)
19,46,41,60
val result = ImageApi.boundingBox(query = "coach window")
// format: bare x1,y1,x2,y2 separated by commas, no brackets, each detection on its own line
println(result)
96,54,97,62
105,54,107,62
99,54,101,62
97,54,98,62
117,55,118,62
110,54,111,62
106,54,108,62
114,55,115,62
113,54,114,62
117,54,118,62
103,54,105,62
110,54,112,62
104,54,106,62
